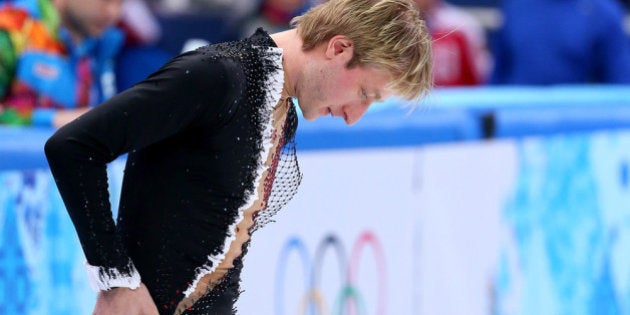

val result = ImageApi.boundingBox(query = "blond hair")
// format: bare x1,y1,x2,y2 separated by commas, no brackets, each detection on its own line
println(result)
291,0,433,101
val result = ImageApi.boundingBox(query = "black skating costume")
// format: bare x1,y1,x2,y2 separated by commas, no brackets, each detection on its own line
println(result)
45,29,302,314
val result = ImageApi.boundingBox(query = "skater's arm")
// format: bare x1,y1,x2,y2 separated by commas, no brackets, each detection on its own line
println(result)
45,51,242,290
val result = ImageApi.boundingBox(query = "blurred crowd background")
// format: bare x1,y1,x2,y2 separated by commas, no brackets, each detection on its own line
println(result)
0,0,629,128
141,0,630,86
90,0,630,86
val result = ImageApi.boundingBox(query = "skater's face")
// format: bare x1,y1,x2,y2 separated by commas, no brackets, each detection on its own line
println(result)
295,35,393,125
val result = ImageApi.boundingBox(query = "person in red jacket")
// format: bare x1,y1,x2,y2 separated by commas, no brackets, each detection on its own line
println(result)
415,0,490,86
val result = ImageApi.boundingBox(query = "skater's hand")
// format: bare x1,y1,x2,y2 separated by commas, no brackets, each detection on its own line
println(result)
93,283,159,315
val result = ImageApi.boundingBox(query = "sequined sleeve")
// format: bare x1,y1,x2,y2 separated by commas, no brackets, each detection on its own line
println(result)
44,49,243,291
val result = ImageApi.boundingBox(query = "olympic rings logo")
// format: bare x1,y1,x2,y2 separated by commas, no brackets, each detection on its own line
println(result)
274,230,387,315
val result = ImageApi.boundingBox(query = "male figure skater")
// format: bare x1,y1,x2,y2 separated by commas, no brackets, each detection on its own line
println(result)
45,0,433,314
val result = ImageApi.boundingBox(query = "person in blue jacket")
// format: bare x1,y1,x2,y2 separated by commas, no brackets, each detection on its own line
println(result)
491,0,630,85
0,0,124,127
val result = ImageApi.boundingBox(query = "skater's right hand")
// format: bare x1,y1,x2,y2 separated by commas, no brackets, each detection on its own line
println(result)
93,282,159,315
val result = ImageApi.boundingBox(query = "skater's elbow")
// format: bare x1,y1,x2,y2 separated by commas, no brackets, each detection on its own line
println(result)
44,132,71,163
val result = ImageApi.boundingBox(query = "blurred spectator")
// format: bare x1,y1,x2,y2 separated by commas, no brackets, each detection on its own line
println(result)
144,0,250,55
148,0,258,23
119,0,162,46
0,0,124,127
240,0,315,39
415,0,491,86
116,0,172,91
491,0,630,85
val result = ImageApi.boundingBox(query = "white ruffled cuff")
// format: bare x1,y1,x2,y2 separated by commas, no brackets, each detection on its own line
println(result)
84,260,141,291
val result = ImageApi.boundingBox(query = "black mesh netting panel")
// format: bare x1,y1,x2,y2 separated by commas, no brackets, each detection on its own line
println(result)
181,99,302,315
